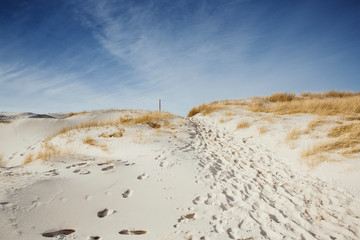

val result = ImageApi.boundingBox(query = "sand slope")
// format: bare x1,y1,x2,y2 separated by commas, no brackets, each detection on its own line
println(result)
0,111,359,239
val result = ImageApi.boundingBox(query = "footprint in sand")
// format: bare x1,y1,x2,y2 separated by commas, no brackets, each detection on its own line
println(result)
97,208,109,218
122,189,133,198
124,162,135,166
119,230,147,235
44,169,59,176
178,213,196,223
42,229,75,237
137,173,149,180
73,169,90,175
101,166,114,171
90,236,101,240
97,208,117,218
97,162,110,166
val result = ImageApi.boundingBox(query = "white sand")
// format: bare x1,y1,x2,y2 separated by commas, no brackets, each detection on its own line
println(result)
0,110,359,239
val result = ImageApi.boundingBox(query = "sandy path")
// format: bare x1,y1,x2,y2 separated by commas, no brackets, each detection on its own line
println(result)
176,117,360,239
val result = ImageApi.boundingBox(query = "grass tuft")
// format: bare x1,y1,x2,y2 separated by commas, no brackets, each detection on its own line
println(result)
263,92,297,102
63,111,89,119
24,154,34,164
83,137,108,151
301,122,360,166
187,100,244,117
236,121,250,130
306,117,328,132
248,94,360,115
286,128,302,141
258,125,268,134
36,142,62,161
118,111,174,128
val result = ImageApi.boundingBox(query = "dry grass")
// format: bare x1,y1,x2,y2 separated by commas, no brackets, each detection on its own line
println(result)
17,111,172,164
24,154,34,164
300,144,330,168
118,111,174,129
0,154,3,167
23,140,74,164
54,111,173,139
63,111,89,119
248,95,360,116
83,137,96,146
225,111,235,117
83,137,108,151
301,90,358,99
187,100,243,117
326,123,360,152
286,128,302,141
306,117,328,132
258,125,268,134
263,92,297,102
345,115,360,121
259,115,276,123
126,111,173,128
187,103,224,117
327,124,354,138
236,121,250,130
301,122,360,166
247,91,360,167
219,118,233,124
36,142,62,161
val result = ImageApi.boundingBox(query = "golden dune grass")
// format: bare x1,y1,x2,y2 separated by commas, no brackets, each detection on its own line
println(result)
286,128,302,141
187,103,224,117
187,91,360,168
188,91,360,117
63,111,89,119
56,111,173,138
25,141,74,164
248,91,360,115
345,115,360,121
263,92,297,102
225,111,235,117
258,125,268,134
301,90,357,99
301,122,360,166
306,117,328,132
29,111,173,163
219,118,233,124
36,142,62,161
236,121,250,130
121,111,174,128
24,154,34,164
187,100,244,117
83,137,108,151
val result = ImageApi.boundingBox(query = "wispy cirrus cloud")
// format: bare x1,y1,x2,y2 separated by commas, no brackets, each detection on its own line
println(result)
74,0,261,113
1,0,359,115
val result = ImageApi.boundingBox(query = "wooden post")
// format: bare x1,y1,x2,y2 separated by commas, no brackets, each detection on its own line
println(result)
159,99,161,112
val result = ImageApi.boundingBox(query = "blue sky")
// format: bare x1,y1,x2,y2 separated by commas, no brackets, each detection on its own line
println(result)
1,0,359,115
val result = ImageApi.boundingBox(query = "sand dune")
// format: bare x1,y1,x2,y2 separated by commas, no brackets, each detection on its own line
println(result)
0,110,359,239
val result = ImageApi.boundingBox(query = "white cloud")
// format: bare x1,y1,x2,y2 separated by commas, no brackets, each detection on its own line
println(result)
74,0,262,114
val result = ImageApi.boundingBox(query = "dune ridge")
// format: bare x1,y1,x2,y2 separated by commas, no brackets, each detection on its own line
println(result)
1,93,360,239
